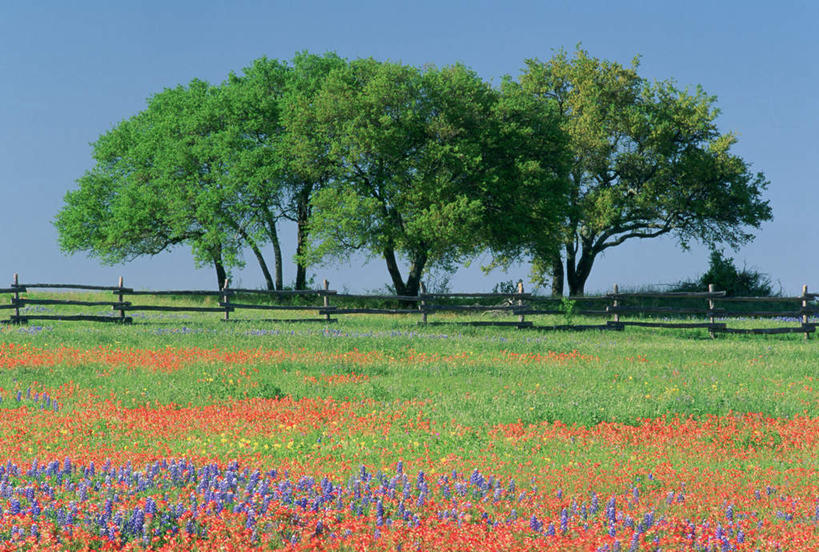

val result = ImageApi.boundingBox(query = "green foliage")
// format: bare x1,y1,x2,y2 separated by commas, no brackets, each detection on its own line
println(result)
55,79,251,277
303,59,569,295
517,47,772,295
559,297,577,325
491,280,518,294
56,48,770,298
674,249,776,297
55,55,329,289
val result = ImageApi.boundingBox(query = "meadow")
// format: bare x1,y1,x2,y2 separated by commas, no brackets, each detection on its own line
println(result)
0,300,818,550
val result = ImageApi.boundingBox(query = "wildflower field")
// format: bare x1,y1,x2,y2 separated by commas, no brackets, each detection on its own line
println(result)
1,308,818,551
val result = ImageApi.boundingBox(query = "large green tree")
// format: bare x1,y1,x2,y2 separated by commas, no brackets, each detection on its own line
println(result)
56,80,236,286
56,79,277,288
518,49,772,295
303,59,569,296
57,53,348,290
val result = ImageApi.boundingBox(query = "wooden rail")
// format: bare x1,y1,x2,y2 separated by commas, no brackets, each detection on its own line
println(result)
600,283,815,339
1,274,816,338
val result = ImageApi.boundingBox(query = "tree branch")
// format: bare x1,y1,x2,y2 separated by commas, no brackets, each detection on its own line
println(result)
595,225,674,253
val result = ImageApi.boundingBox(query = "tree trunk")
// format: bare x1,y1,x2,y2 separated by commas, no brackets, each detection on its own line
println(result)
404,251,427,298
269,225,283,291
248,241,274,291
550,255,564,296
568,275,585,296
223,216,275,290
295,254,307,290
383,246,427,306
213,249,227,290
261,209,284,291
295,185,312,290
566,248,596,296
565,246,578,296
383,245,407,296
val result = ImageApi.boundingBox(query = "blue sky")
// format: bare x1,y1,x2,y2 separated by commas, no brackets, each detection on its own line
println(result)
1,0,816,293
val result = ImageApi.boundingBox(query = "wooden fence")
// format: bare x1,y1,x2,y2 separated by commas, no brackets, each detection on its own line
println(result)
1,274,817,338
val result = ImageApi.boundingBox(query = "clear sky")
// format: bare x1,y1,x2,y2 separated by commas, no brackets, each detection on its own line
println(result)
1,0,816,293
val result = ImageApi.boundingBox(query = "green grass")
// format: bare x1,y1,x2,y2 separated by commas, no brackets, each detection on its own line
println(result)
2,291,817,430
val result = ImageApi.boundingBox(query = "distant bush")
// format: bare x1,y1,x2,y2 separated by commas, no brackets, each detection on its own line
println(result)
673,250,776,297
492,280,518,295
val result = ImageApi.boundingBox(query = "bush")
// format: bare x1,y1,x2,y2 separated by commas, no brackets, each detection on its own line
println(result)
491,280,519,295
673,250,776,297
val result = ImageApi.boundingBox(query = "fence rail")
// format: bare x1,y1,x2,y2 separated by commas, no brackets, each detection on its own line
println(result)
1,273,816,338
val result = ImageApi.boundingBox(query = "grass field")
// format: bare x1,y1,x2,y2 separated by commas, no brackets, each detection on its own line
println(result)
1,299,818,550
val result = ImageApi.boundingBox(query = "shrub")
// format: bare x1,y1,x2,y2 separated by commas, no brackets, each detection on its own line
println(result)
673,250,776,297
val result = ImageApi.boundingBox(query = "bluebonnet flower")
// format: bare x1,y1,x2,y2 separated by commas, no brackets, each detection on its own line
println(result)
642,511,654,530
376,498,384,526
628,532,640,552
606,497,617,525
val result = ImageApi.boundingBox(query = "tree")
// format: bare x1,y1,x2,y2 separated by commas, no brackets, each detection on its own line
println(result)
518,48,772,295
57,57,314,290
57,81,224,286
303,59,569,296
56,79,266,287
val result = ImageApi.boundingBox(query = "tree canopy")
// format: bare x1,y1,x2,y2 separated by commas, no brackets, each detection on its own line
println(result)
56,80,237,286
302,59,569,296
518,48,771,295
56,49,770,294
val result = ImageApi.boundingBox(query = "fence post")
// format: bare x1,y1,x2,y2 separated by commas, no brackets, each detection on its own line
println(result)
708,283,715,338
323,279,331,322
118,276,125,323
222,279,230,322
517,280,525,325
612,283,620,324
802,284,809,340
12,273,20,324
420,282,427,324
